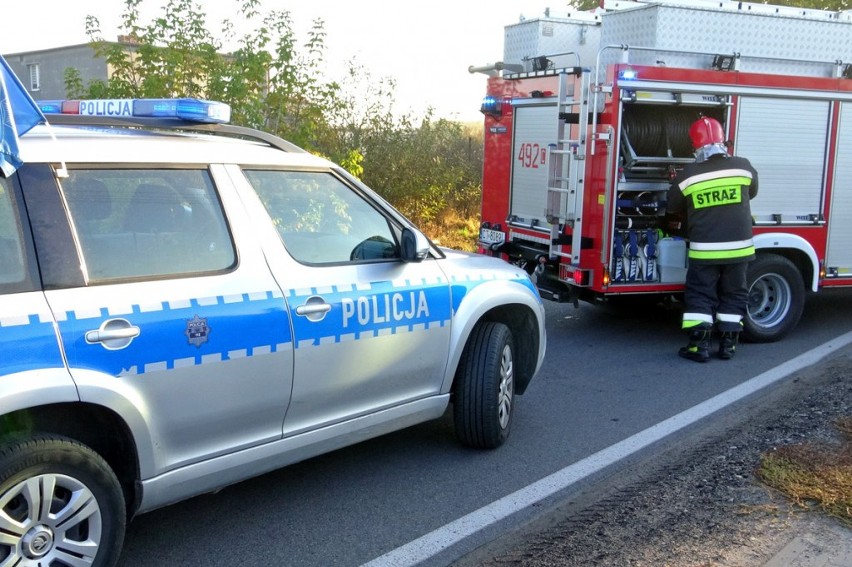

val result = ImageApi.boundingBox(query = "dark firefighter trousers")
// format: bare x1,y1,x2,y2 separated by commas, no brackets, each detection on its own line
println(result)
683,262,749,333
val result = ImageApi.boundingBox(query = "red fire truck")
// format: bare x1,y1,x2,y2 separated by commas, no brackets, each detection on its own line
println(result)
473,0,852,341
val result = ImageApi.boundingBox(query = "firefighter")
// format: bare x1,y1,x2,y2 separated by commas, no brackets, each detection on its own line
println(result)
667,116,759,362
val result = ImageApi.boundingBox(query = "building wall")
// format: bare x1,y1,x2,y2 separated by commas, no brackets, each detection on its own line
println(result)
3,44,109,100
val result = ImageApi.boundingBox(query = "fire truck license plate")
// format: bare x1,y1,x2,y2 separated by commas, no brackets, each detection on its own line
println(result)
479,228,506,245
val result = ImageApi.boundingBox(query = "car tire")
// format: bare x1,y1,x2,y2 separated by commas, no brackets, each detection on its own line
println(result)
744,253,805,343
453,322,515,449
0,435,126,567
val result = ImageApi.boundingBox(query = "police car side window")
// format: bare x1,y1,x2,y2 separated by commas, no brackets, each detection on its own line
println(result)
0,178,27,289
62,170,236,282
245,170,399,264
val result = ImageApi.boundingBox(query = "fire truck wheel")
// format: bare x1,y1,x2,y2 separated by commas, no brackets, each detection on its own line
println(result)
743,253,805,343
0,435,126,567
453,322,514,449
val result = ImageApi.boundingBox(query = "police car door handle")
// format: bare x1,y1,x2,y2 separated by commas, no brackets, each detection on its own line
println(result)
85,319,141,350
295,297,331,322
295,303,331,316
86,327,140,341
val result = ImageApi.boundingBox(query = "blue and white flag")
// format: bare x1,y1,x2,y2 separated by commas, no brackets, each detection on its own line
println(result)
0,55,46,177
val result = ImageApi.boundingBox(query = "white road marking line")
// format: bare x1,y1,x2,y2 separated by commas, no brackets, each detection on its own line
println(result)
362,330,852,567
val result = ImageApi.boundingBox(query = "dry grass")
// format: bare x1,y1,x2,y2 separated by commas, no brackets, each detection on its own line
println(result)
420,208,480,252
756,416,852,527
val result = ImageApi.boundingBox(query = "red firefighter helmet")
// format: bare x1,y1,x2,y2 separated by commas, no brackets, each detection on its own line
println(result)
689,116,725,149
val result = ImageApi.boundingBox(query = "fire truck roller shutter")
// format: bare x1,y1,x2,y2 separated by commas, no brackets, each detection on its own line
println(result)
510,105,559,228
825,102,852,277
734,97,828,224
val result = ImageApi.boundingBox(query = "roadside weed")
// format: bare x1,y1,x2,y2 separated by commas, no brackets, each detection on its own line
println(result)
757,416,852,527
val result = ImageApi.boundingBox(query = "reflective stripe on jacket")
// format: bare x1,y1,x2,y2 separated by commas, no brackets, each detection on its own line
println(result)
667,155,759,264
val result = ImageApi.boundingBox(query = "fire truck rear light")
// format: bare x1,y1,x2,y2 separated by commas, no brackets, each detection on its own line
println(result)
561,264,589,286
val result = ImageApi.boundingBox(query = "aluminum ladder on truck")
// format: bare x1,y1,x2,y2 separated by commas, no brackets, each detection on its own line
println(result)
545,66,591,265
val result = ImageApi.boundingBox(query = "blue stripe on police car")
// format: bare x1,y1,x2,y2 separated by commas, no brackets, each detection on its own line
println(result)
0,312,65,376
58,291,291,377
288,280,452,347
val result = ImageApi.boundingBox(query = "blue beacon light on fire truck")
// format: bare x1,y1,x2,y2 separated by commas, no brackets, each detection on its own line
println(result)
480,95,512,118
618,68,638,80
37,98,231,124
480,95,500,116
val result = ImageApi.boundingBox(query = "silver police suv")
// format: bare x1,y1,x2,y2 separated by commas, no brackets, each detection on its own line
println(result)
0,99,545,566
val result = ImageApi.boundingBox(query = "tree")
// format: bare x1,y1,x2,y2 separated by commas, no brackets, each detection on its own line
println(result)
770,0,849,9
71,0,485,249
79,0,343,152
568,0,850,9
569,1,602,10
310,60,482,233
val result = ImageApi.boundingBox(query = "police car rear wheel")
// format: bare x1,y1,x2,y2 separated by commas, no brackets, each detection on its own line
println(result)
0,435,126,567
453,322,515,449
744,254,805,343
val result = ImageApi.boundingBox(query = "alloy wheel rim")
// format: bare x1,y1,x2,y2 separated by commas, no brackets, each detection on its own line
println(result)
497,344,514,429
0,474,103,565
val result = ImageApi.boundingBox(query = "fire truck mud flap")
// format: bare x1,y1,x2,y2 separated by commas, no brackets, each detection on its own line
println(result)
534,278,580,307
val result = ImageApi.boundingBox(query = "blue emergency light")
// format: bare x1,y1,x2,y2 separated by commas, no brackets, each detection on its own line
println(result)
481,95,511,117
618,68,638,80
36,100,66,114
37,98,231,124
480,96,501,117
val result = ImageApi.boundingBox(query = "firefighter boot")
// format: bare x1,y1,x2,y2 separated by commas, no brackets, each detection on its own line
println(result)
678,329,711,363
718,331,740,360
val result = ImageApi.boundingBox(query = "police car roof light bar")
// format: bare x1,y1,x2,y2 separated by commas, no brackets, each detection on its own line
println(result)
40,113,307,155
37,98,231,124
37,98,309,154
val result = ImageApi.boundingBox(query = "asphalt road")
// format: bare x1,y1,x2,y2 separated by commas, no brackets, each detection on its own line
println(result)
116,288,852,567
467,343,852,566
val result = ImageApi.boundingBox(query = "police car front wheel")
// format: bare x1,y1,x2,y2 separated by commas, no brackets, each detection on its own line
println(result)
453,322,515,449
0,435,126,567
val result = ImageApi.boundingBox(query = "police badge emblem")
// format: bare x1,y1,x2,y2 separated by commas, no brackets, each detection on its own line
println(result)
185,315,211,347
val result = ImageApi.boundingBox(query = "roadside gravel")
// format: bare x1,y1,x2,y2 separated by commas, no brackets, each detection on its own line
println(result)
465,347,852,567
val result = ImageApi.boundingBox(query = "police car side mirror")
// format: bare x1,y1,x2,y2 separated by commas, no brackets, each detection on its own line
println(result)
401,227,430,263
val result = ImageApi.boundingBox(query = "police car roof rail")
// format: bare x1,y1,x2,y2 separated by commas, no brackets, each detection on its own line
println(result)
43,114,307,154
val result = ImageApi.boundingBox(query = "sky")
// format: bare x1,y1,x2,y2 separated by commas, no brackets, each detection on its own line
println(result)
0,0,572,123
